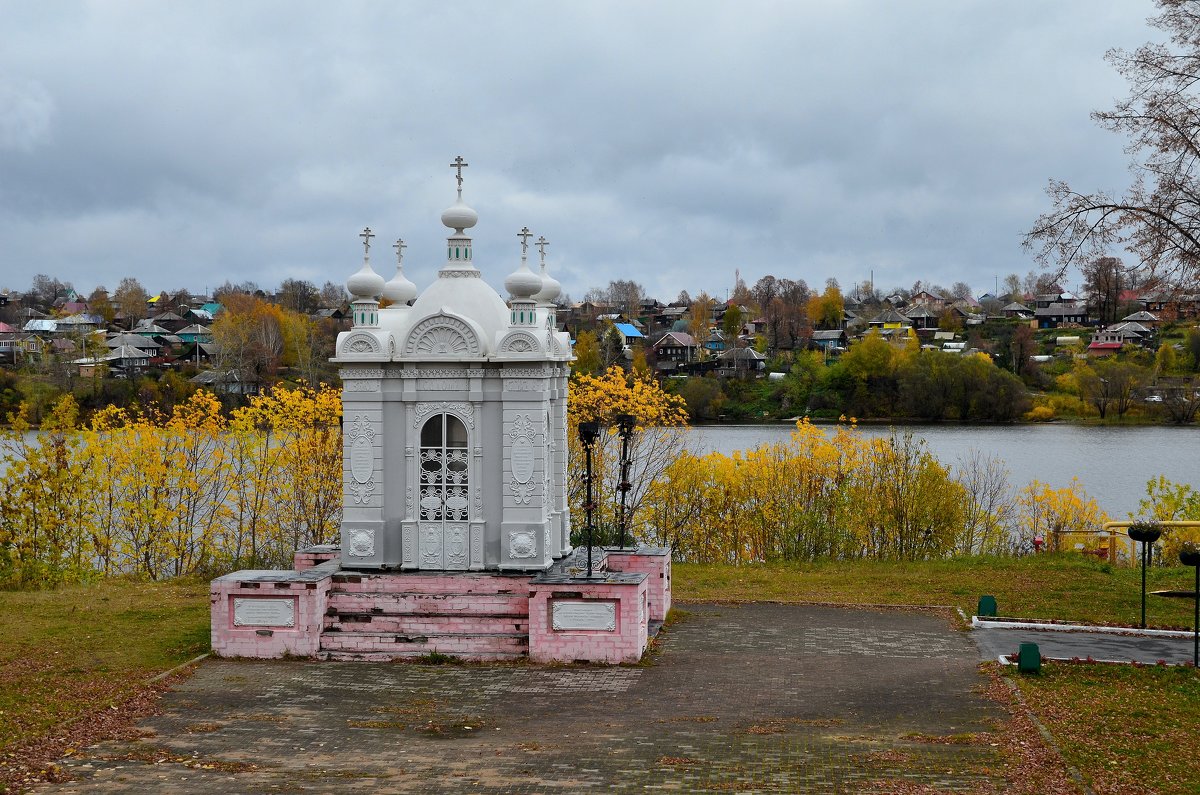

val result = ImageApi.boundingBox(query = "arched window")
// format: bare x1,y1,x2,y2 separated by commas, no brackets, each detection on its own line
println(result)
419,414,469,523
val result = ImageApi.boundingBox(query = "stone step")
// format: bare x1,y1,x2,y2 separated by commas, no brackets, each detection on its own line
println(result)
325,612,530,635
317,649,528,662
319,630,529,658
326,591,529,616
329,572,531,595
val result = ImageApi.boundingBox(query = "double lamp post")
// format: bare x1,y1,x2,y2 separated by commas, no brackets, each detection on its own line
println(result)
577,414,637,579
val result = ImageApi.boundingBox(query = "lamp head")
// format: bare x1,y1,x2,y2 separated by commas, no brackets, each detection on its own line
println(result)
579,421,601,446
1128,521,1163,544
615,413,637,436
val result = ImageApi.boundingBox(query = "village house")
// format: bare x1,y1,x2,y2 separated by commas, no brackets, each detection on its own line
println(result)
1035,301,1088,328
651,331,698,372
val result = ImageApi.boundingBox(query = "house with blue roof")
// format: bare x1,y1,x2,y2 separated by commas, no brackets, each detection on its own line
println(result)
613,322,643,346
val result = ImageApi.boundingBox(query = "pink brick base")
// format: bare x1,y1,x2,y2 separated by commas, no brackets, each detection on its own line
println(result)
605,546,672,622
210,573,331,659
527,578,649,664
293,545,340,572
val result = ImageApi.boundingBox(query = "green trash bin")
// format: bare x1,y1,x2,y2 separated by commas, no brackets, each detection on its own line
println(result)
977,595,997,618
1017,642,1041,674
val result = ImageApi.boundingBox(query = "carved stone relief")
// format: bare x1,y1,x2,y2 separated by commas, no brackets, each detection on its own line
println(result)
342,333,383,355
499,330,541,354
404,315,480,357
509,530,536,559
418,378,469,391
342,368,385,379
413,402,475,429
346,527,375,558
344,414,377,504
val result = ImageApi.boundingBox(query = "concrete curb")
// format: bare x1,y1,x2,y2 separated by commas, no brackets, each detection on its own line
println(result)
146,653,210,685
1002,677,1094,795
972,616,1194,639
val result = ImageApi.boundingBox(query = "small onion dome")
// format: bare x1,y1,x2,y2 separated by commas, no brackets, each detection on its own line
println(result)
441,198,478,232
346,261,385,300
534,265,561,304
505,259,542,299
382,265,417,304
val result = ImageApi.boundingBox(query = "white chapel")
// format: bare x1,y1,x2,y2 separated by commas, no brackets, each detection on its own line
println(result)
332,157,575,573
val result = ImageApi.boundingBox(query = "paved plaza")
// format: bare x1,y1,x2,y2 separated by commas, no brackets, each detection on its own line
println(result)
35,604,1008,794
973,621,1200,665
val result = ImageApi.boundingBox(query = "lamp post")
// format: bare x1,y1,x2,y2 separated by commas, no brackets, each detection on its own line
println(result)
1182,546,1200,668
615,413,636,550
1128,521,1163,629
579,421,601,579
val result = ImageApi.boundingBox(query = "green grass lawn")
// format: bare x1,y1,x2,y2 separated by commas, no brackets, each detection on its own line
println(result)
674,553,1199,629
2,556,1197,793
0,578,210,760
1009,663,1200,795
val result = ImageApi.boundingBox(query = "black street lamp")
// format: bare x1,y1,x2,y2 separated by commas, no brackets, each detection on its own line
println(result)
1128,521,1163,629
615,413,636,550
579,421,601,579
1182,546,1200,668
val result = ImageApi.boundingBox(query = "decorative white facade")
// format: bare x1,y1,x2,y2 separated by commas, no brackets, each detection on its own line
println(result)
333,159,574,572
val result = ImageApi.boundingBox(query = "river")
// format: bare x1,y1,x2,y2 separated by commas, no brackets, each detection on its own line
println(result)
684,423,1200,520
6,423,1197,520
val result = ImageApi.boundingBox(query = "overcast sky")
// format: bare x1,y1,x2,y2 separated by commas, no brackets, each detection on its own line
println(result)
0,1,1161,304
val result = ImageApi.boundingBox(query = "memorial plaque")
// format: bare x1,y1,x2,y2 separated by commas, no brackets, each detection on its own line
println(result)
511,437,534,484
552,600,616,631
351,437,374,484
233,597,296,627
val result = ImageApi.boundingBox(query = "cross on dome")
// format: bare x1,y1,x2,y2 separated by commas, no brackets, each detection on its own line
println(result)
518,226,533,257
536,236,549,263
393,238,407,265
450,156,469,197
360,227,375,262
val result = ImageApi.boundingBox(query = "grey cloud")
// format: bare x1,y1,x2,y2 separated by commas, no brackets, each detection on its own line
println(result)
0,0,1161,300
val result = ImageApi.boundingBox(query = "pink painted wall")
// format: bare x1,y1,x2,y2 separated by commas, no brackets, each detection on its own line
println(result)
605,548,671,622
210,575,331,658
527,578,648,664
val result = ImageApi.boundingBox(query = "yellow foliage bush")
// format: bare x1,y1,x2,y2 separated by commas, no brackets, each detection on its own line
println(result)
1024,405,1056,422
567,366,689,545
643,420,975,563
0,384,343,586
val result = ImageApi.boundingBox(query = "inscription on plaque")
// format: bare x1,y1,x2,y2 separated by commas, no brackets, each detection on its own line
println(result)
511,437,534,484
552,600,617,632
350,438,373,484
233,597,296,628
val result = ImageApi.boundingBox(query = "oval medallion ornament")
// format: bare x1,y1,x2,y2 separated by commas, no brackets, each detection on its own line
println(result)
511,437,534,484
351,437,373,484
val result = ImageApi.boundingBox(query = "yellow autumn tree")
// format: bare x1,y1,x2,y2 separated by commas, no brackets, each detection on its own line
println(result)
0,382,343,585
644,419,864,563
0,396,93,586
1137,475,1200,560
1017,478,1111,554
233,382,343,562
847,433,967,560
567,365,689,545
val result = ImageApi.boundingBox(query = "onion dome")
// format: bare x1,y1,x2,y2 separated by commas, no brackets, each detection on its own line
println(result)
441,155,478,232
532,236,560,304
441,198,478,233
382,238,417,304
346,226,385,299
505,227,543,298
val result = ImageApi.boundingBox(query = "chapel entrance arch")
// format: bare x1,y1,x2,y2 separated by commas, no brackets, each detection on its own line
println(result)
417,413,470,570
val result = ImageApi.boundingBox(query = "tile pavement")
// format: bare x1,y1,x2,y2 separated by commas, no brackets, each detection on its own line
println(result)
34,604,1006,794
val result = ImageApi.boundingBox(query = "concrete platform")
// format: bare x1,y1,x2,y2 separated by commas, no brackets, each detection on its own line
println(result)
35,604,1005,793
